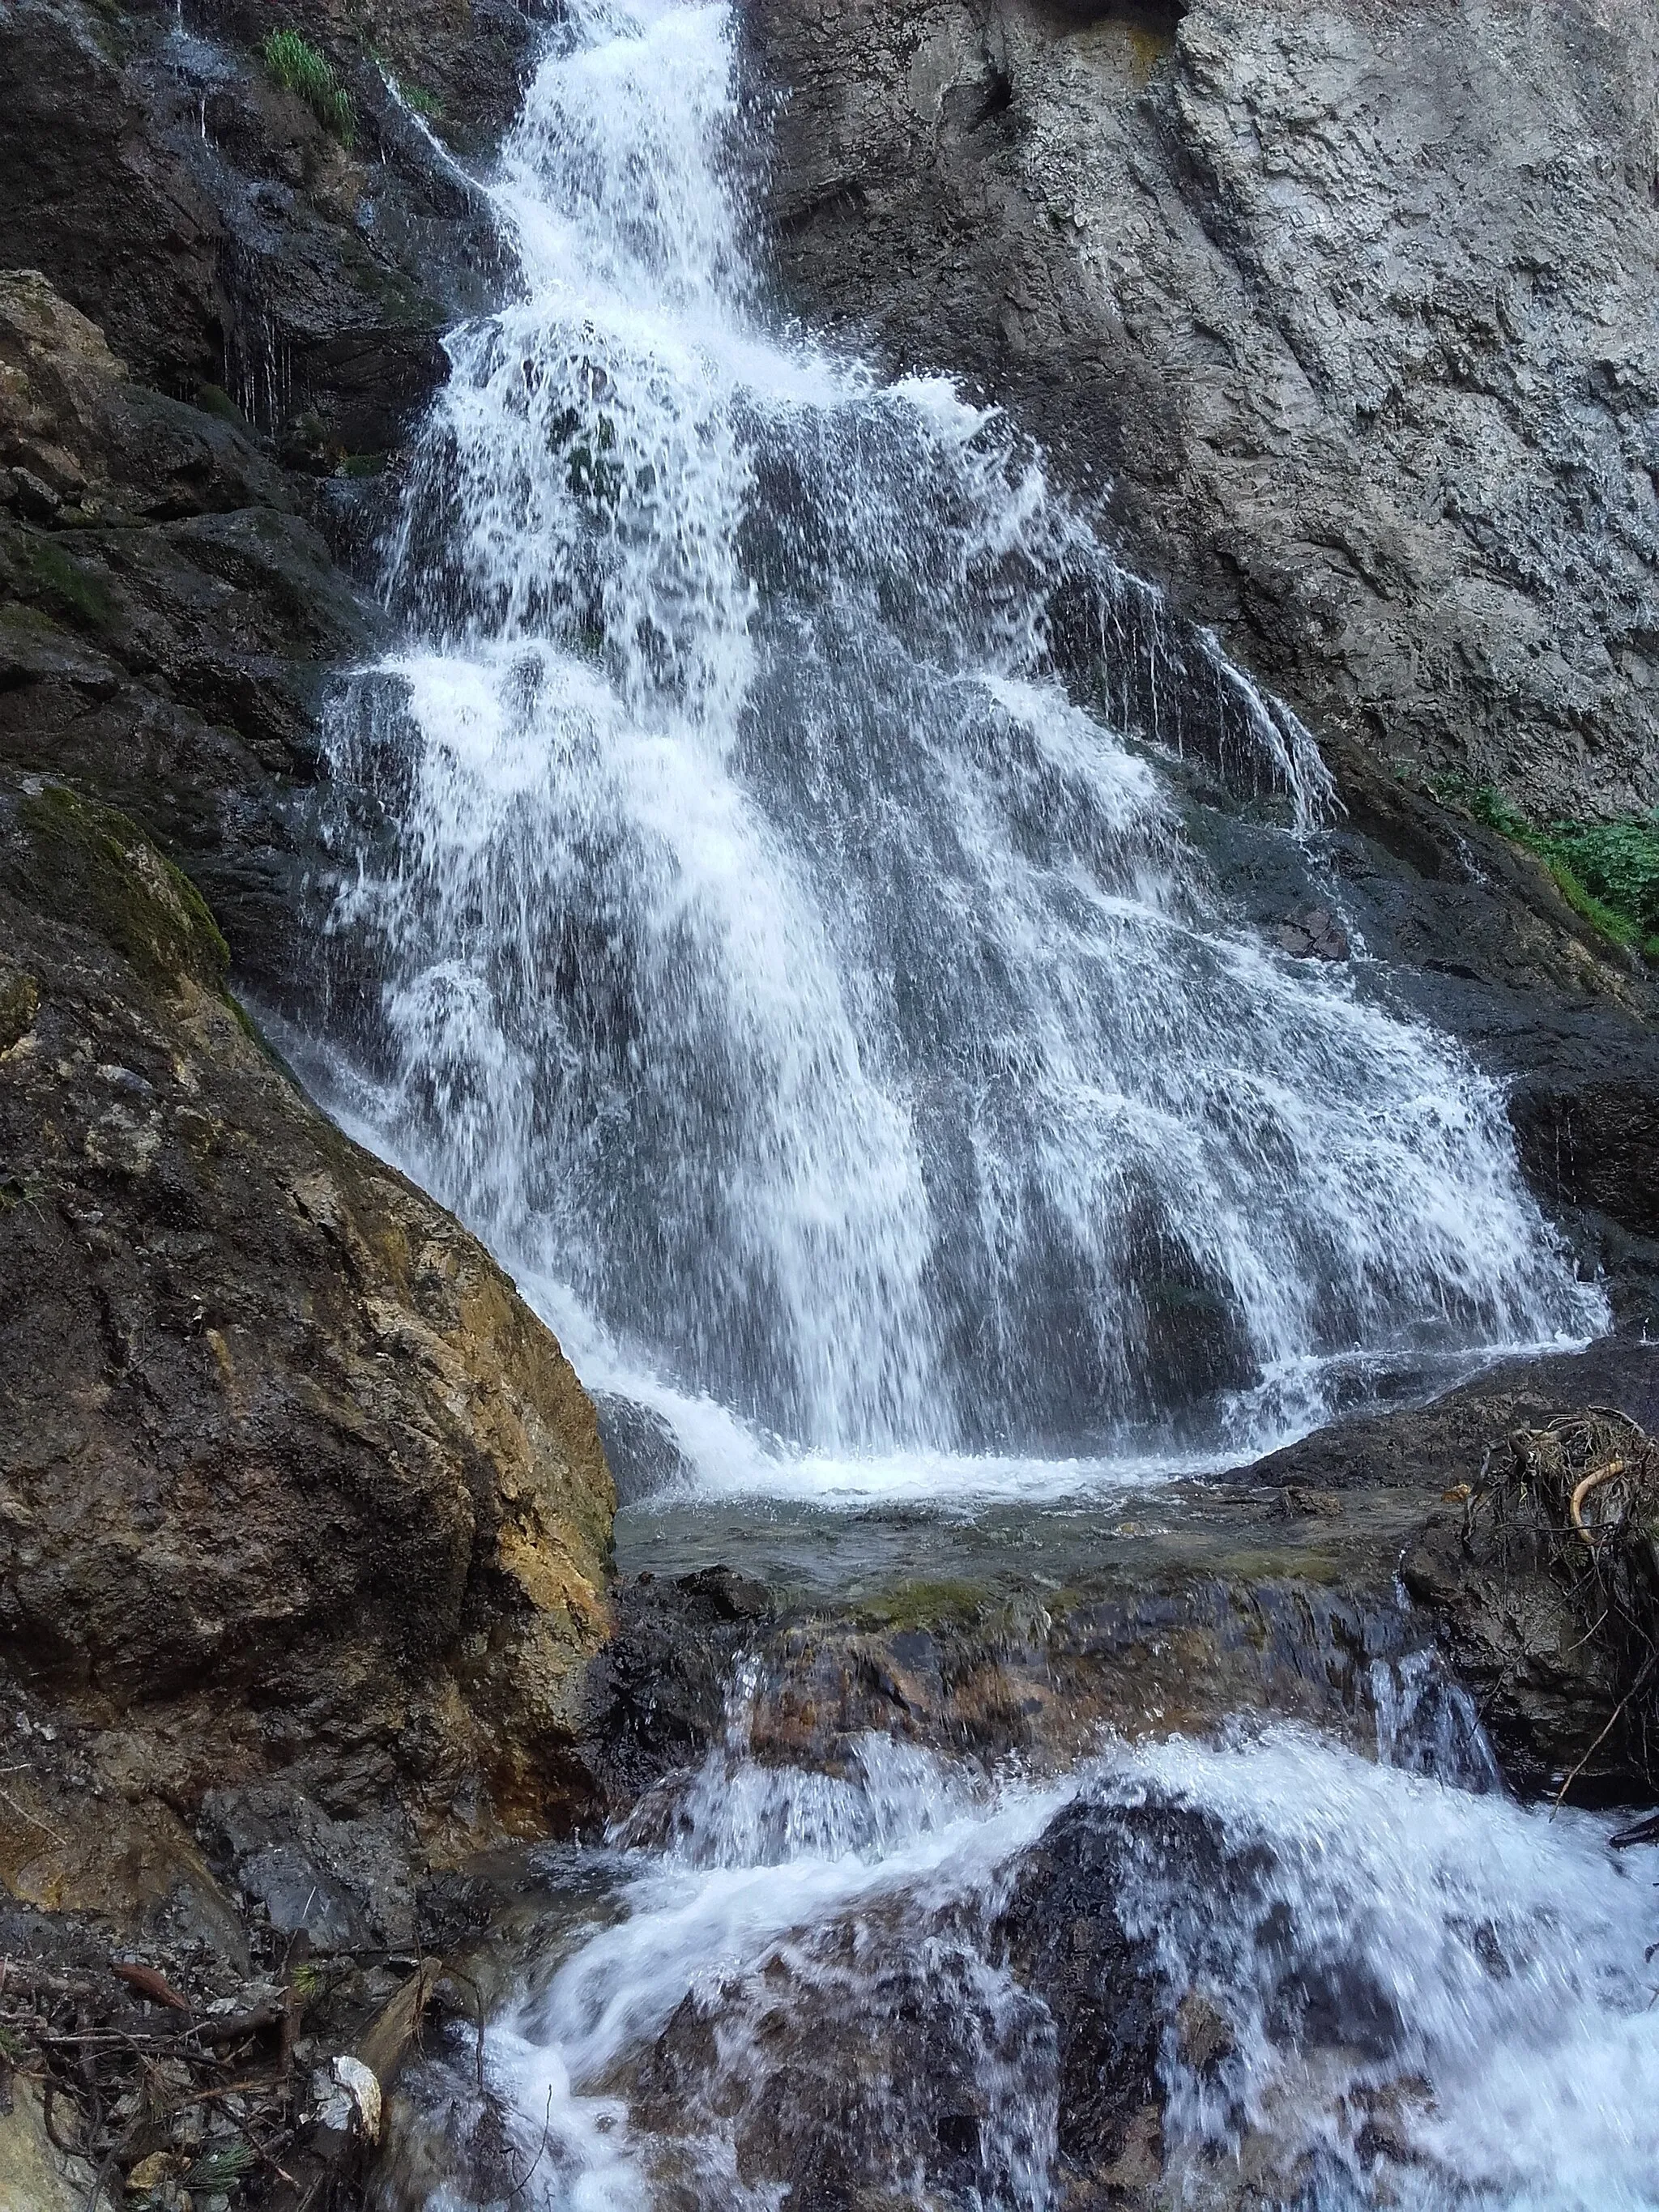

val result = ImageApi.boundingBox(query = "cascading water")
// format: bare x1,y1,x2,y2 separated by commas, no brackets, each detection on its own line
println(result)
387,1681,1659,2212
311,0,1604,1490
305,23,1654,2206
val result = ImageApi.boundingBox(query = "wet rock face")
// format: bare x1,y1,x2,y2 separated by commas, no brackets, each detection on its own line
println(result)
0,777,614,1881
1400,1413,1659,1805
586,1791,1422,2211
1255,1348,1659,1801
0,0,544,1017
996,1800,1167,2199
625,1906,1061,2212
0,266,371,1009
743,0,1659,820
0,0,529,430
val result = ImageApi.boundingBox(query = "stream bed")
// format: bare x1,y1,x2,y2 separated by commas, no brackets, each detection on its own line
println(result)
375,1484,1659,2212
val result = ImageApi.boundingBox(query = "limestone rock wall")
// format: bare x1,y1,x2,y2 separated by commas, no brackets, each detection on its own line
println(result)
745,0,1659,820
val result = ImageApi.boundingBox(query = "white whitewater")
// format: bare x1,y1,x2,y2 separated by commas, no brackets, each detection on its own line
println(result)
317,22,1654,2203
399,1677,1659,2212
319,0,1601,1489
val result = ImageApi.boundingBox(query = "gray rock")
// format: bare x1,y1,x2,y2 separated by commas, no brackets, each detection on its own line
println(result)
594,1392,700,1506
745,0,1659,820
203,1783,412,1952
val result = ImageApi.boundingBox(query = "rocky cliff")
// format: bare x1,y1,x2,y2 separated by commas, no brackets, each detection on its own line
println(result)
744,0,1659,824
0,0,618,2048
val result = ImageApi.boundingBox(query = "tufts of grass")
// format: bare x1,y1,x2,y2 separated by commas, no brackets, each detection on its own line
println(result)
1444,780,1659,961
185,2142,257,2192
262,28,356,147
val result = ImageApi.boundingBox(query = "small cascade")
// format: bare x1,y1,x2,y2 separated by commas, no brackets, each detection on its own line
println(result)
306,0,1604,1486
383,1662,1658,2212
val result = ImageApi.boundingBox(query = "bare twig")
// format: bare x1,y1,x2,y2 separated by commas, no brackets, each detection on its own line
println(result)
507,2084,556,2201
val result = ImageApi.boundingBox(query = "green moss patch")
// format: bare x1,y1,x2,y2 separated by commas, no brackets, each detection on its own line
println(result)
195,381,247,426
0,963,39,1054
23,539,113,632
8,785,228,994
855,1578,996,1632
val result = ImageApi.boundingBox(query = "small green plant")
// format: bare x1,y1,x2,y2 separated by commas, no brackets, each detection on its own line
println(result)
262,28,356,146
185,2142,258,2192
1463,783,1531,841
399,79,444,119
1442,780,1659,961
1540,820,1659,944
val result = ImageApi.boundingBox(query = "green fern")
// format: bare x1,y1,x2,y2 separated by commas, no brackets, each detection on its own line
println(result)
262,29,356,146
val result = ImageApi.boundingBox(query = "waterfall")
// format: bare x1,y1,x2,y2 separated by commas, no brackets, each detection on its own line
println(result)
313,0,1603,1485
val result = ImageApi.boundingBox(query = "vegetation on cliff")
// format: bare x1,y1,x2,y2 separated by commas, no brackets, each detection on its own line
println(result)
1453,783,1659,962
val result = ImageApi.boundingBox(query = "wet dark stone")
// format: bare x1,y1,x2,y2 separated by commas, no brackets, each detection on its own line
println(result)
578,1570,778,1805
625,1903,1058,2212
1273,905,1350,961
595,1392,700,1506
996,1798,1167,2193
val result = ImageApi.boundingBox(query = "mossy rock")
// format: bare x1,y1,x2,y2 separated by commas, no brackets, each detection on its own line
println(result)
21,539,114,632
855,1577,997,1631
4,783,228,994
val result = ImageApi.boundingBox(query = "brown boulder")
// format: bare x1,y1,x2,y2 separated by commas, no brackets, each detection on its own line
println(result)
0,773,614,1883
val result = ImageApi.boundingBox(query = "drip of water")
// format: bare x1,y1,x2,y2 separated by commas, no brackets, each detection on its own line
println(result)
313,0,1603,1482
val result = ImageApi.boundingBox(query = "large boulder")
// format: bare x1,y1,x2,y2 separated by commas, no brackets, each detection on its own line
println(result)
0,774,614,1890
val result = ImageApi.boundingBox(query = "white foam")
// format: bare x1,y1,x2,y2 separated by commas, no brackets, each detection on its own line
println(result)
465,1710,1659,2210
313,0,1605,1481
